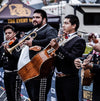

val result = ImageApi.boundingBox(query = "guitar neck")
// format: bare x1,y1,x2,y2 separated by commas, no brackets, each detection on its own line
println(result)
39,78,47,101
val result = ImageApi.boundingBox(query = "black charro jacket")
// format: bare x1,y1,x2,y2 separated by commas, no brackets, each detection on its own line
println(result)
0,39,21,71
29,24,57,59
55,34,86,75
32,24,57,47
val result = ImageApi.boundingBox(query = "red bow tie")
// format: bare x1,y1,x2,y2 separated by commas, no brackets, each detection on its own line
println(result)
65,35,70,39
65,35,68,39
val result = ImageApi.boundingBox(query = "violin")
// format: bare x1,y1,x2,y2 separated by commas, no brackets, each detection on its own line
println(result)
8,37,16,45
0,37,16,50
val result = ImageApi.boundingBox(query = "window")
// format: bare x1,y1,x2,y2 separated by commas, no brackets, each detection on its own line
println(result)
84,13,100,25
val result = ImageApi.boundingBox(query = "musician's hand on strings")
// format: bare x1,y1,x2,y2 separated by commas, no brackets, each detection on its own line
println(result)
74,58,82,69
81,59,89,69
87,54,93,60
82,59,93,70
50,39,59,50
24,37,33,47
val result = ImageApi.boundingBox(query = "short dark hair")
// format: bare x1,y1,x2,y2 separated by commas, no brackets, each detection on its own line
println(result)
33,9,47,22
65,15,79,31
3,25,15,32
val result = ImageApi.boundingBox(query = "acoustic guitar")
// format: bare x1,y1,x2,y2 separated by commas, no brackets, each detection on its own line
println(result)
18,44,56,82
81,68,94,86
81,54,95,86
18,35,77,82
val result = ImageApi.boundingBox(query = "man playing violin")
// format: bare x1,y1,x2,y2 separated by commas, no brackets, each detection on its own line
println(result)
0,25,22,101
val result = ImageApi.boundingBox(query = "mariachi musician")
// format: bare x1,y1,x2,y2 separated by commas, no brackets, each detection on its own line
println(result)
22,9,57,101
0,25,22,101
74,34,100,101
50,14,86,101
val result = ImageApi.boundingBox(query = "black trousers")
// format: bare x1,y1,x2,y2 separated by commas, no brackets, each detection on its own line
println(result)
56,75,79,101
92,76,100,101
25,74,52,101
4,72,22,101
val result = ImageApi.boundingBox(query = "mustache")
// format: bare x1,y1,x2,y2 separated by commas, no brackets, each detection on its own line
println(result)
32,20,38,24
33,21,43,28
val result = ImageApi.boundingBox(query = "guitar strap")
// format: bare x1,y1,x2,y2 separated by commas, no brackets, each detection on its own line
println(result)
59,34,77,46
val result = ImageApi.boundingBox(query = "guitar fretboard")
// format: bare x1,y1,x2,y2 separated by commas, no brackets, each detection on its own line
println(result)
39,78,47,101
